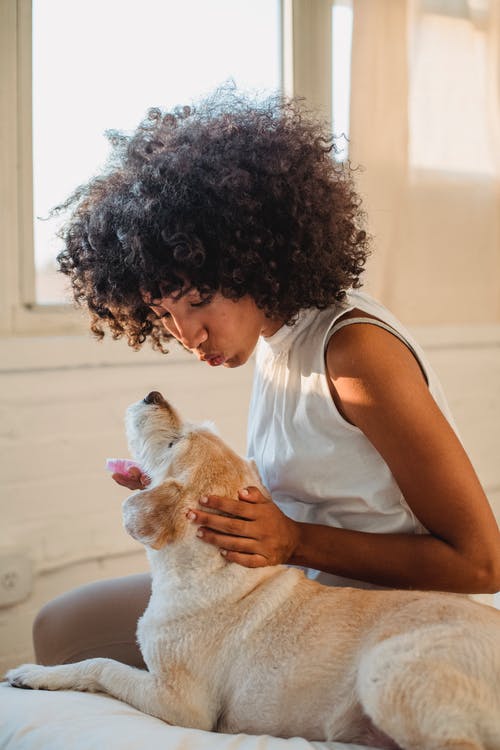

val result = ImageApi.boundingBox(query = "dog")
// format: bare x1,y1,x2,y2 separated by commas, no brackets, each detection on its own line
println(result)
7,391,500,749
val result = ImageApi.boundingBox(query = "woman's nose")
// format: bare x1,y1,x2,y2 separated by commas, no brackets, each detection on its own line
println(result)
164,316,207,350
182,328,208,350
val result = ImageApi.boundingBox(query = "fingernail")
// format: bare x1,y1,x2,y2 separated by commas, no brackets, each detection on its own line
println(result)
240,488,249,497
220,549,227,556
196,529,204,538
200,496,208,504
186,511,196,521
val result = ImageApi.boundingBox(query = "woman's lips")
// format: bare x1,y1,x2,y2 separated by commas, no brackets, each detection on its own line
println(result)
204,354,226,367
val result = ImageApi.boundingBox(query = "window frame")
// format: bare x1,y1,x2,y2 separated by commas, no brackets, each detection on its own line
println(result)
0,0,334,337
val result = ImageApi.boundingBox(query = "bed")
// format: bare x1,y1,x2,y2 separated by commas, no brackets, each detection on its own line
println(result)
0,682,371,750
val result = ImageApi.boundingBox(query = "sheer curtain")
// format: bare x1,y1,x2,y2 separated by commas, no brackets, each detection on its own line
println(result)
348,0,500,325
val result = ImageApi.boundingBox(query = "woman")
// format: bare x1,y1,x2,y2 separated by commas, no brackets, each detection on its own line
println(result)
34,89,499,668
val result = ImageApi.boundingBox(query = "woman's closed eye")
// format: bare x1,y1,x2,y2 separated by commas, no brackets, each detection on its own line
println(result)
149,292,213,320
151,303,207,319
189,297,212,309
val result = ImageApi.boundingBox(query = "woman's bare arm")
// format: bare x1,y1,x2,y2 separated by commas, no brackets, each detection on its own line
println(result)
297,321,500,592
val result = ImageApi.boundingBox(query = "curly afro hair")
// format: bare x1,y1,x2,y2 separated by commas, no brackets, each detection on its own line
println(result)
56,86,370,351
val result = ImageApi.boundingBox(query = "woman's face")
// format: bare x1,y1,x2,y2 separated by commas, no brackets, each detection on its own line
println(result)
146,288,283,368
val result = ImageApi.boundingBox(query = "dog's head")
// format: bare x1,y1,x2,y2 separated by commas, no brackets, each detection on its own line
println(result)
125,390,184,475
122,391,260,551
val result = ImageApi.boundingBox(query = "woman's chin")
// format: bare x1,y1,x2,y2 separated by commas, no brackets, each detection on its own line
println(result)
223,354,244,368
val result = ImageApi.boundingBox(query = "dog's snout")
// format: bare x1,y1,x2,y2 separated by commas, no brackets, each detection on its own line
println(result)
144,391,166,406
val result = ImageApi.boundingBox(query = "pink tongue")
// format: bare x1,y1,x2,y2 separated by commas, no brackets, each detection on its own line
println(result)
105,458,142,475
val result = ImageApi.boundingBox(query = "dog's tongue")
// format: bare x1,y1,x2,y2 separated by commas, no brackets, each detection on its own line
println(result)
105,458,143,475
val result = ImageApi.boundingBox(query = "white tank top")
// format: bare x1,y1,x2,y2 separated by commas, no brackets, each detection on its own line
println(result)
247,290,460,589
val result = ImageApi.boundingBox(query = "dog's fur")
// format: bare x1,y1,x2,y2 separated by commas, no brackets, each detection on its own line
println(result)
7,392,500,749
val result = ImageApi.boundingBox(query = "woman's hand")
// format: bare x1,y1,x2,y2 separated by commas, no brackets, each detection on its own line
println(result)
186,487,301,568
111,466,151,491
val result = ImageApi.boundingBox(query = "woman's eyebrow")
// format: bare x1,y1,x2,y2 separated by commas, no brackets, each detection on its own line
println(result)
162,285,195,302
149,285,202,310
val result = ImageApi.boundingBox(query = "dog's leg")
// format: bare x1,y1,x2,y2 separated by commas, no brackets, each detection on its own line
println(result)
357,636,499,750
6,660,213,731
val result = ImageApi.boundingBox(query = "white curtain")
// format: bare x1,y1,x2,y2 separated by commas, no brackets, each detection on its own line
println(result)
348,0,500,325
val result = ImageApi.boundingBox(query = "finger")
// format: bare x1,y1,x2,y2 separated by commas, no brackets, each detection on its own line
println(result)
220,550,268,568
196,527,262,553
189,512,257,540
201,495,258,520
238,486,269,503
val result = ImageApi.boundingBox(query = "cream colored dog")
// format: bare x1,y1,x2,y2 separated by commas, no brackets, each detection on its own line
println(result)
7,391,500,749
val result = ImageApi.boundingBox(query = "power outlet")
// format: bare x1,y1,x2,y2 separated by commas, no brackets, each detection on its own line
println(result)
0,553,33,607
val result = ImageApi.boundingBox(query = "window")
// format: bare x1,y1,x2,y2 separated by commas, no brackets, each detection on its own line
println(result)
331,0,353,162
1,0,338,335
32,0,282,304
409,0,496,175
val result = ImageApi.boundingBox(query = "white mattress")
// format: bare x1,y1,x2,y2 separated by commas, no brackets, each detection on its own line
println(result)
0,682,371,750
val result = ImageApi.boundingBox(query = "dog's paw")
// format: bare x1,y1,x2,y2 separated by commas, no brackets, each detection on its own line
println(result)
6,664,53,690
6,660,106,693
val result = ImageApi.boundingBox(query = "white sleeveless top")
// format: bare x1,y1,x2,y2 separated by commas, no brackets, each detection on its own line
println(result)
247,290,460,589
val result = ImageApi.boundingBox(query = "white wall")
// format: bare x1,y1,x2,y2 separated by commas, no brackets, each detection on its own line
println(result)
2,323,500,674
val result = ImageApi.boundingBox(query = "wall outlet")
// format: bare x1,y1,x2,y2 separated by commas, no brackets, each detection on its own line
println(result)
0,553,33,607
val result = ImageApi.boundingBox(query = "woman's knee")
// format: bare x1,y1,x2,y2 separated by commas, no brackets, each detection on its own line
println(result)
33,573,152,667
33,596,63,665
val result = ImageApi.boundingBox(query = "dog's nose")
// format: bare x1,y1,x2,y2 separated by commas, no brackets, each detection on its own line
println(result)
144,391,165,406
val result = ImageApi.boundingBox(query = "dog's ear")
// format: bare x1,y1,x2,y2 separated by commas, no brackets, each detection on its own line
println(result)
122,480,184,550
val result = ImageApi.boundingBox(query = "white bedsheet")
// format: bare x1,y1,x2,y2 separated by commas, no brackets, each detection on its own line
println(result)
0,683,371,750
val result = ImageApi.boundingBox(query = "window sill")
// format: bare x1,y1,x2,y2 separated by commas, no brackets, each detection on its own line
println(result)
1,329,193,373
410,323,500,350
2,317,499,374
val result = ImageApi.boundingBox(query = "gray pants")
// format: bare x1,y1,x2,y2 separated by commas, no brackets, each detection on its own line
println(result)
33,574,152,669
